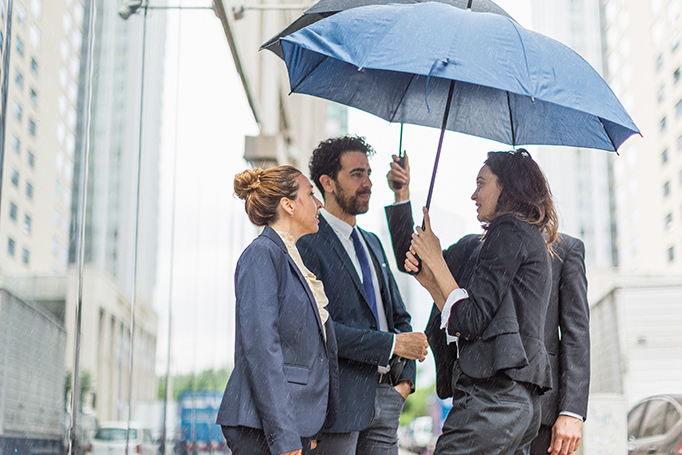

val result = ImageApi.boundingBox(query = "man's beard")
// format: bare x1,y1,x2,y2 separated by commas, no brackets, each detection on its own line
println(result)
333,186,370,216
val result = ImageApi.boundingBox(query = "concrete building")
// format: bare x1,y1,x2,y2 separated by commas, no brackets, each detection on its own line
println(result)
531,0,615,270
0,0,162,422
215,0,347,170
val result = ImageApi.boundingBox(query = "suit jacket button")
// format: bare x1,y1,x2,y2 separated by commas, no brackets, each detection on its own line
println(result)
371,324,377,330
476,336,481,340
455,332,461,337
464,337,469,341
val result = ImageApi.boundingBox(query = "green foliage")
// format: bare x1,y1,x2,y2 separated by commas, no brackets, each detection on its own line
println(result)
400,383,436,426
64,370,93,409
158,368,231,400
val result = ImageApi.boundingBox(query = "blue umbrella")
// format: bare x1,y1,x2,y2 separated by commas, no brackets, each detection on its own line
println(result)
280,2,639,153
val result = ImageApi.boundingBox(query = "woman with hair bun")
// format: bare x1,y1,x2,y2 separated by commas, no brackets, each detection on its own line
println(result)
217,166,338,455
405,150,558,455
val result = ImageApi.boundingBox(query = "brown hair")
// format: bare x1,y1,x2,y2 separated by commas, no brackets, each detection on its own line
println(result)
234,165,302,226
484,149,558,246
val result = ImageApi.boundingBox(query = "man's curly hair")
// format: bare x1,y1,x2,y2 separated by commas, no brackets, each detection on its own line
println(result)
309,135,376,198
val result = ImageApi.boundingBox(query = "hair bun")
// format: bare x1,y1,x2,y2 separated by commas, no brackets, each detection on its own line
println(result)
234,168,264,200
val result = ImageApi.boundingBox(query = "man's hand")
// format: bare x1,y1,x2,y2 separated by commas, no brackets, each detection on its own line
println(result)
394,332,428,361
394,380,412,400
280,450,302,455
387,153,410,203
548,415,583,455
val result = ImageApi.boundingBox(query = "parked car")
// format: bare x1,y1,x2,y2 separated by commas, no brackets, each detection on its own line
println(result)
627,394,682,455
92,422,156,455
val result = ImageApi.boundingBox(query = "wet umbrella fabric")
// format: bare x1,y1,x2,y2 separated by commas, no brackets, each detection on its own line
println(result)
262,0,515,59
280,2,640,152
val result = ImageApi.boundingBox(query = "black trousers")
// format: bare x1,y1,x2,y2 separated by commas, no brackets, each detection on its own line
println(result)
529,424,552,455
434,363,541,455
222,425,313,455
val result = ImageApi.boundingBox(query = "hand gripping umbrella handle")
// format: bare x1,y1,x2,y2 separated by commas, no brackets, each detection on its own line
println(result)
393,124,405,190
409,80,455,276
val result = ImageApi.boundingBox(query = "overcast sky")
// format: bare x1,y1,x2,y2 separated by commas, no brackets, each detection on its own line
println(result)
152,0,533,377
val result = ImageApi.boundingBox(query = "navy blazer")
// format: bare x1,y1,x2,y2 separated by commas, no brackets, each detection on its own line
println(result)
297,214,416,433
386,203,552,392
216,227,339,455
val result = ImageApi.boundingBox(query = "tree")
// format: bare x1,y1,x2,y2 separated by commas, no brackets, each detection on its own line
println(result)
158,367,231,400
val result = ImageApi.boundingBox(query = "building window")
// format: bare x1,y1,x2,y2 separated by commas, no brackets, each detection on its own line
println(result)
664,180,671,197
658,85,666,102
668,246,675,262
29,88,37,106
32,0,42,18
11,168,19,187
30,57,38,75
22,248,29,265
656,54,664,71
666,213,674,231
28,118,36,136
54,207,60,226
16,37,24,56
23,215,31,234
13,100,22,121
14,69,23,89
15,3,26,26
661,117,667,131
676,99,682,117
672,30,681,51
28,24,40,50
11,135,20,154
7,238,15,257
675,67,681,84
663,148,669,163
9,202,17,221
27,151,34,167
52,237,59,256
26,182,33,199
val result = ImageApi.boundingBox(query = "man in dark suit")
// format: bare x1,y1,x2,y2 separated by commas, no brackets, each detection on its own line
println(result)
385,154,589,455
298,136,429,455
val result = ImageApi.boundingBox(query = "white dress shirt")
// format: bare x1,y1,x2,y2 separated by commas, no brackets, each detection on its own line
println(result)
321,209,395,370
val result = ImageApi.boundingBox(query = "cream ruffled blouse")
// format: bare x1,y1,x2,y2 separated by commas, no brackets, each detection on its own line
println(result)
276,231,329,339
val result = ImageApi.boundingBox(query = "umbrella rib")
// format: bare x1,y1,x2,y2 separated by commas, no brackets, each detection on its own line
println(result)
289,55,330,94
599,118,618,153
388,73,416,123
506,91,516,147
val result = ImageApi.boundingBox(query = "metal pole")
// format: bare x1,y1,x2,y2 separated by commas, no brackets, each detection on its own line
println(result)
0,0,14,216
69,1,96,454
125,4,148,455
160,9,183,455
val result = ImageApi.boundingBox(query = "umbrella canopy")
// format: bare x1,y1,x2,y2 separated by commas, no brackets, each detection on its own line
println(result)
280,2,639,151
262,0,514,59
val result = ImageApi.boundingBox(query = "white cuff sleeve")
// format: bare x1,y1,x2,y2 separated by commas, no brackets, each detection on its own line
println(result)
389,334,396,359
559,411,585,421
440,288,469,345
392,200,411,206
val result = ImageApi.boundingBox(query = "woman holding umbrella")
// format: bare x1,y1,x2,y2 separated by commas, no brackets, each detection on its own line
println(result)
216,166,339,455
404,150,557,454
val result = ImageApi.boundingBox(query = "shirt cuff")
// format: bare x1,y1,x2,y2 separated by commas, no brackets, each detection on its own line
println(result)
378,335,397,374
392,200,410,206
559,411,584,421
441,288,469,344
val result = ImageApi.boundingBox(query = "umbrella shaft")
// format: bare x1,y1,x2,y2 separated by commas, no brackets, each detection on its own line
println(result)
424,80,455,213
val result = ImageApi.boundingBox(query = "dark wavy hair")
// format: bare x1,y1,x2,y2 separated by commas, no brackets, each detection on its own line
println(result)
484,149,558,246
309,135,376,198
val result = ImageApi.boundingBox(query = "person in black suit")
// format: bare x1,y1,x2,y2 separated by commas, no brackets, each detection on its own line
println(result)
297,135,429,455
393,149,558,454
217,166,339,455
386,154,590,455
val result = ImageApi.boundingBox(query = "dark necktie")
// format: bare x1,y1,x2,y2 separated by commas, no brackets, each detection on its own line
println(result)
351,228,379,326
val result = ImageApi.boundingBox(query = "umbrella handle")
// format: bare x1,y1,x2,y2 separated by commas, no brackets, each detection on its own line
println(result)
393,124,405,190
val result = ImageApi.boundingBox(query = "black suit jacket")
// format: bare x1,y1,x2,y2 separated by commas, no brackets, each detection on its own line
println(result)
297,214,416,433
385,203,552,393
386,203,590,423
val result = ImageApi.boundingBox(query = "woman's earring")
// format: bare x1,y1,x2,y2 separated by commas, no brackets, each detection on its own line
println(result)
290,211,294,218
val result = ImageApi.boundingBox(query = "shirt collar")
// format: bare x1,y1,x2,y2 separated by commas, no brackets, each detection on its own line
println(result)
320,208,355,240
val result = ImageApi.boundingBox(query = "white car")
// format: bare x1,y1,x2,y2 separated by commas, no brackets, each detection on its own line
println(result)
91,422,156,455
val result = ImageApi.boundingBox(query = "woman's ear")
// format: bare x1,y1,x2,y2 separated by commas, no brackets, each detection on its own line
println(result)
280,197,294,217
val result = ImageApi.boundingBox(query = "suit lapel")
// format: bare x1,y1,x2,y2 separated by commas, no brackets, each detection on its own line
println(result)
318,215,373,310
261,227,328,349
360,228,392,326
